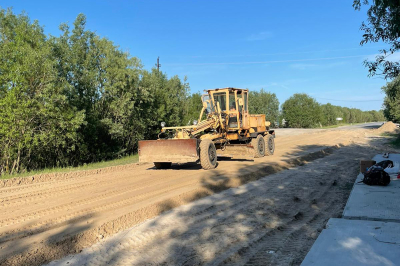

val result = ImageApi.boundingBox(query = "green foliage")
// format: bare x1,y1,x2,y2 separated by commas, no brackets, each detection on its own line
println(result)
0,9,85,174
320,103,340,125
183,93,203,125
249,89,280,124
382,76,400,123
281,94,384,128
281,94,322,128
353,0,400,79
0,9,190,174
391,136,400,149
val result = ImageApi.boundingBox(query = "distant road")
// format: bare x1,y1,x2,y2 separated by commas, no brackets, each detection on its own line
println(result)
335,122,383,130
274,122,383,137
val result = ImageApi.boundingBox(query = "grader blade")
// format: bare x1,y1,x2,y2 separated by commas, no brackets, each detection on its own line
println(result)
216,144,254,159
138,139,199,163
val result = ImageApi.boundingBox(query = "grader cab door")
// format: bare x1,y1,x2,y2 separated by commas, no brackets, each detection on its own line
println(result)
228,92,239,129
240,90,250,129
227,89,249,130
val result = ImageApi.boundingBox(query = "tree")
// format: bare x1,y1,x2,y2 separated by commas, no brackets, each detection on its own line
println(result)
52,14,190,160
281,94,322,128
321,103,340,125
138,69,190,142
0,9,191,174
382,76,400,122
353,0,400,79
370,110,385,121
0,9,84,174
183,93,203,125
249,89,280,124
340,107,350,123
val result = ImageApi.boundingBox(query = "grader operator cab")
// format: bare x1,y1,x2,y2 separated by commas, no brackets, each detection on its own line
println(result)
138,88,275,170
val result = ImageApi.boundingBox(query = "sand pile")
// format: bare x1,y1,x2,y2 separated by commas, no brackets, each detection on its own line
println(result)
375,121,399,134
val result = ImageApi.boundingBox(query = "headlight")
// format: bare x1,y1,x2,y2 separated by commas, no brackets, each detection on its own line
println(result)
161,122,166,128
193,120,198,125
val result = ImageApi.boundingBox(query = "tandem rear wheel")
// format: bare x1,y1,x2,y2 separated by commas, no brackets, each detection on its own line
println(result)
251,135,265,158
264,134,275,156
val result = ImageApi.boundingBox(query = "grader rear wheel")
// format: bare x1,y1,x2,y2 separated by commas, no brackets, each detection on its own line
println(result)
200,139,217,169
251,135,265,158
264,134,275,156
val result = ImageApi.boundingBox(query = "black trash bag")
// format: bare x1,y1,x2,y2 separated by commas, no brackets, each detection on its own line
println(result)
361,166,391,186
375,160,394,169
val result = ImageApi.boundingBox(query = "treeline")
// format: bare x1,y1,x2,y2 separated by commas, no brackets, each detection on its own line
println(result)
281,94,385,128
382,76,400,123
0,10,194,174
0,9,384,175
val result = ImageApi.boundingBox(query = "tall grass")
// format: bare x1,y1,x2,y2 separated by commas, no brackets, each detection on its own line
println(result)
380,132,400,149
0,154,139,180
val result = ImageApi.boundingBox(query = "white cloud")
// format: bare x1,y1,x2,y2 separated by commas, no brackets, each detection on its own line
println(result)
269,82,290,90
290,61,346,70
289,63,317,70
312,93,384,103
365,51,400,61
166,64,227,77
246,31,272,41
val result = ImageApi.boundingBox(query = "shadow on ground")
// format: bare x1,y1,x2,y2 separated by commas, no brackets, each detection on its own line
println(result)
50,141,383,266
0,213,95,266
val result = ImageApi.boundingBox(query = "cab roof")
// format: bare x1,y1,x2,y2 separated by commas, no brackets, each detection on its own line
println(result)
206,87,248,93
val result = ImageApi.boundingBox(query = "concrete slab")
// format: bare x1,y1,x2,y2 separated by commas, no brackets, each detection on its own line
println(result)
343,173,400,222
301,218,400,266
372,153,400,165
343,153,400,222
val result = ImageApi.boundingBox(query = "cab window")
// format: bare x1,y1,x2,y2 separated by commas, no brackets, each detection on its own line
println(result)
229,93,236,112
213,92,227,111
244,92,248,112
202,94,214,114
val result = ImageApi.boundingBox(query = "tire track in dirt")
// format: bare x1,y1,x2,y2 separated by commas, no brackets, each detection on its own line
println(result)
224,180,341,265
46,142,368,266
0,165,153,200
0,163,144,188
0,174,208,241
212,165,340,265
84,194,264,266
0,165,203,212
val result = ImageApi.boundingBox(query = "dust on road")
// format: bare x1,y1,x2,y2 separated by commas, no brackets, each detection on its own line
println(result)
0,125,393,265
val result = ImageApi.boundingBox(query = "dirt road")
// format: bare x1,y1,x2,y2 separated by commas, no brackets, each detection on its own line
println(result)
0,125,389,265
48,143,375,266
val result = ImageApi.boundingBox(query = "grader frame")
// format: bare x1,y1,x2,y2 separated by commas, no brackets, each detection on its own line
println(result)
138,88,275,170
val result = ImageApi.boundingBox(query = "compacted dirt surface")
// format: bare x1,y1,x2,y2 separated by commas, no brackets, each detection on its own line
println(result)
0,123,394,266
47,144,374,266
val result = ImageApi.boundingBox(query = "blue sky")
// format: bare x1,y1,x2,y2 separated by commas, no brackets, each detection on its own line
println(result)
1,0,392,111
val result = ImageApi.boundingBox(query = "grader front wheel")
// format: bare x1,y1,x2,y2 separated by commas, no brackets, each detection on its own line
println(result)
251,135,265,158
200,139,217,169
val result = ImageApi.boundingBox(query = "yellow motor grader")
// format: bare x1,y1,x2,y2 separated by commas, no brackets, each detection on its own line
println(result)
138,88,275,170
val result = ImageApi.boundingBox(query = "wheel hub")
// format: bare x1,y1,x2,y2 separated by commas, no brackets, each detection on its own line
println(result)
258,138,264,153
209,146,216,162
269,138,274,151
